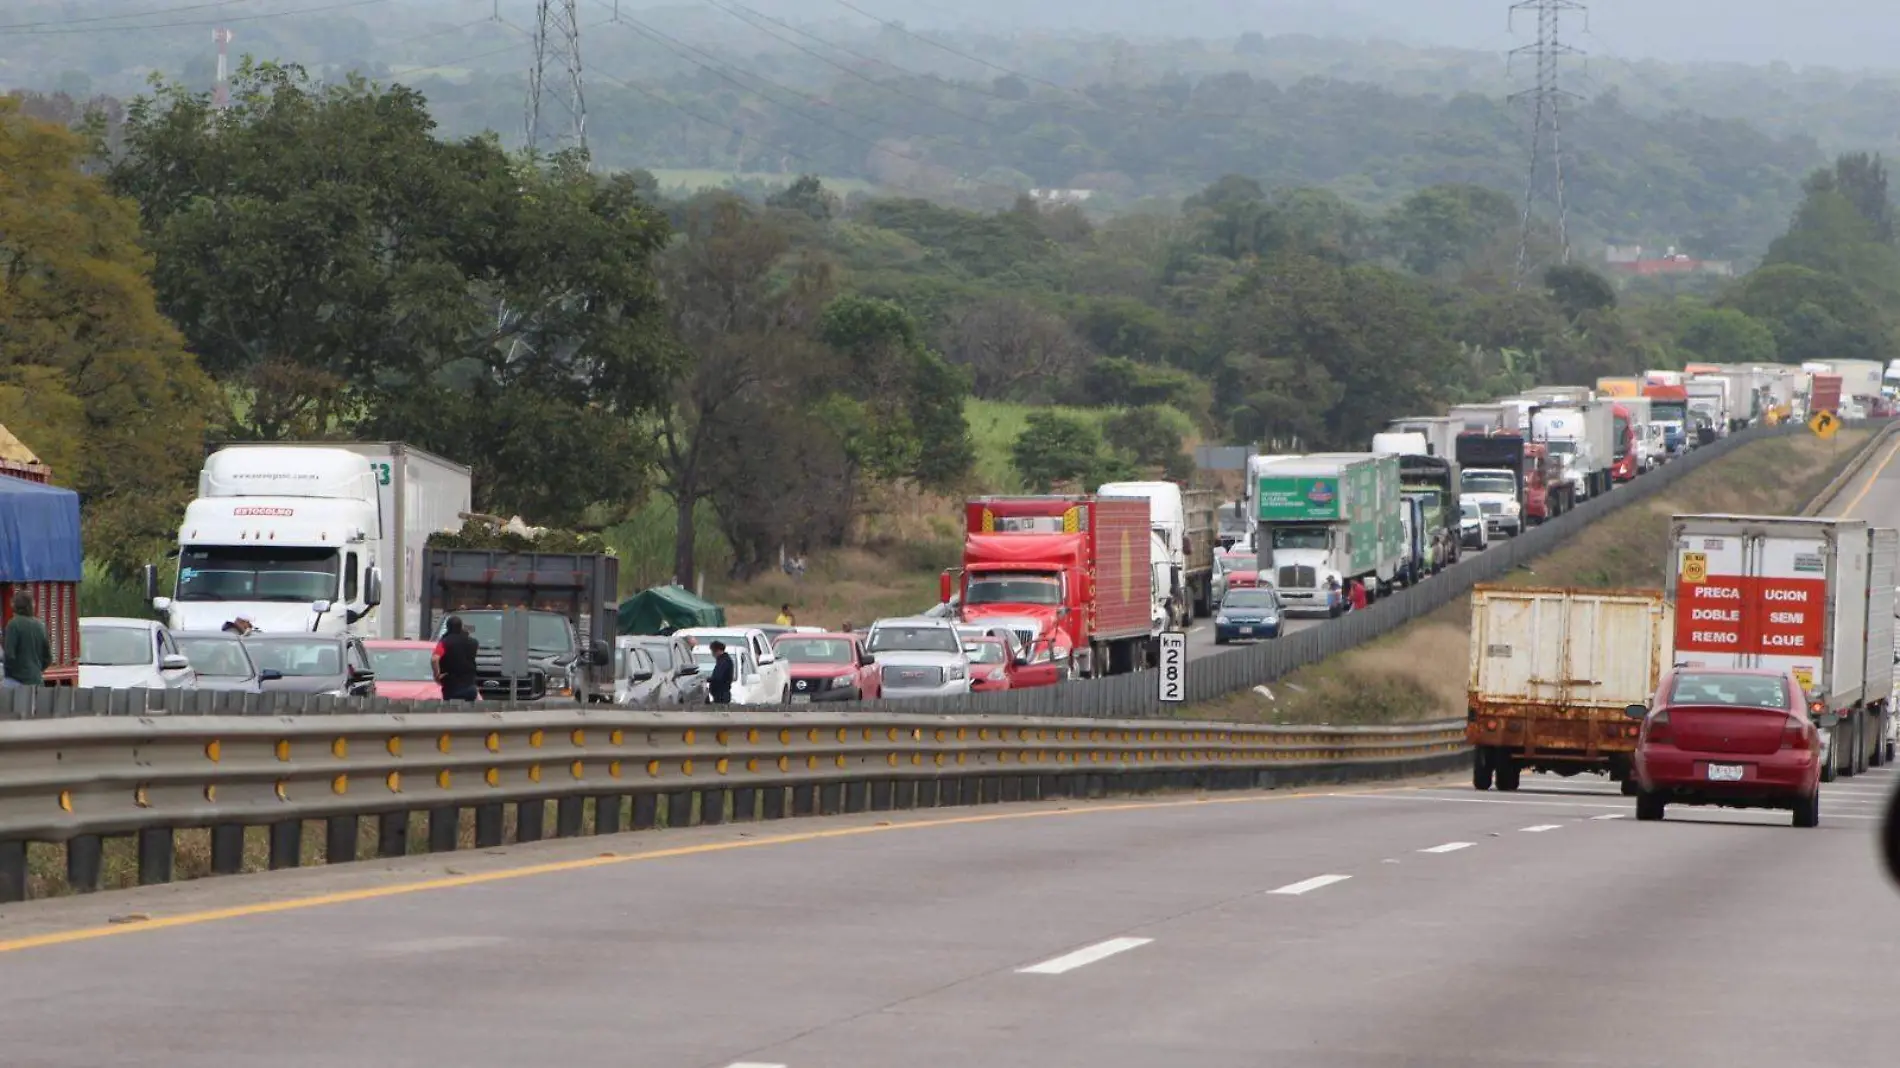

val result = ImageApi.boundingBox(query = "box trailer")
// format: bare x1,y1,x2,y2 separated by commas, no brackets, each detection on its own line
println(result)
1254,453,1404,613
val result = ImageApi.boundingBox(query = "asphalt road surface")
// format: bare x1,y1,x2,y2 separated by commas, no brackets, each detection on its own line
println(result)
1821,424,1900,526
3,767,1895,1068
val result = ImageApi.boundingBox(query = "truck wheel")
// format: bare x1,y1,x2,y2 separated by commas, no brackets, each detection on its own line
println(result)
1472,749,1493,791
1620,778,1639,796
1635,792,1666,822
1793,792,1820,829
1495,758,1521,792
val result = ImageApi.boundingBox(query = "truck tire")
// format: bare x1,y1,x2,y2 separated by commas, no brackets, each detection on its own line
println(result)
1495,758,1522,792
1472,749,1493,791
1635,791,1666,821
1620,778,1639,796
1793,792,1820,829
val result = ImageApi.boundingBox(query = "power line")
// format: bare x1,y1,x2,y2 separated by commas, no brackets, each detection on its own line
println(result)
828,0,1080,101
0,0,253,32
1508,0,1587,286
14,0,387,36
525,0,587,155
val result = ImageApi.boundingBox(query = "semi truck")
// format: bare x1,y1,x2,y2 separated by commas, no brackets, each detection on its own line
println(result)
1456,431,1568,535
1643,383,1691,457
1468,585,1675,793
1529,401,1615,500
1666,514,1897,783
1254,453,1404,615
949,495,1153,677
1097,480,1218,627
148,443,472,639
417,549,616,703
1684,379,1731,441
1384,416,1463,460
0,472,83,688
1449,403,1522,434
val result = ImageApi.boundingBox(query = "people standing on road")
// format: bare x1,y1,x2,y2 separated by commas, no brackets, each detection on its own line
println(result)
1349,579,1368,612
707,640,735,704
775,603,795,627
1325,576,1342,613
2,591,51,690
432,615,480,701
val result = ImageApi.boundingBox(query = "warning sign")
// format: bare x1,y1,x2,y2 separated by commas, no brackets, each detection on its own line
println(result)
1754,577,1828,656
1792,666,1815,693
1681,552,1707,584
1808,410,1840,440
1673,575,1829,657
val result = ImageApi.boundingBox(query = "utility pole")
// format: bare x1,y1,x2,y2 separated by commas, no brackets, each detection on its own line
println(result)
524,0,587,157
212,28,232,111
1508,0,1586,287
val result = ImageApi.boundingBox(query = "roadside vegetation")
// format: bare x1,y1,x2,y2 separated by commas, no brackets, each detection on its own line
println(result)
1188,429,1874,727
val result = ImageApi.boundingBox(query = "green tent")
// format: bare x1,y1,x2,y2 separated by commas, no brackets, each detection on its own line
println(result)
617,584,725,635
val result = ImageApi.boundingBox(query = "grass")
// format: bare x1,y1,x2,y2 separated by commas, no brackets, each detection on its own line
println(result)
1186,429,1873,727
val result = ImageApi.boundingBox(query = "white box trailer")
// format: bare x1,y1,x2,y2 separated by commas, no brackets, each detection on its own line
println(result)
1385,416,1462,460
1466,585,1675,790
1448,404,1520,434
1667,514,1896,780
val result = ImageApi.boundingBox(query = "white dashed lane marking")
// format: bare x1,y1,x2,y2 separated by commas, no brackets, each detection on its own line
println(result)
1270,874,1353,896
1419,842,1474,854
1017,937,1153,975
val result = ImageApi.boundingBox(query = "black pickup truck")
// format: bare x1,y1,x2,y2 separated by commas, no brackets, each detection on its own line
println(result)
418,550,615,703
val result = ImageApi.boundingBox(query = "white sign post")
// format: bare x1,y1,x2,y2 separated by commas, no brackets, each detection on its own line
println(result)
1158,631,1187,703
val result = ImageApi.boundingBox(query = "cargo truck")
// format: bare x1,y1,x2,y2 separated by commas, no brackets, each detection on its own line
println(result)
1468,585,1675,793
0,473,83,687
1255,454,1404,615
949,496,1153,678
1643,383,1691,457
1449,403,1522,434
1398,454,1460,572
1456,432,1568,534
1832,359,1886,404
1529,401,1615,500
417,549,616,703
148,443,472,639
1097,480,1218,626
1385,416,1463,460
1809,373,1844,416
1596,377,1643,398
1666,515,1897,783
1684,379,1731,441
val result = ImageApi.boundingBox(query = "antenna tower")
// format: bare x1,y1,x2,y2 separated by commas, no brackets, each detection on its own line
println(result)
1508,0,1586,286
212,28,232,110
524,0,587,156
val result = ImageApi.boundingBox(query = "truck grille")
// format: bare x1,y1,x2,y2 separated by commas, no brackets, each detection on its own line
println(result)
882,665,944,689
476,670,547,700
1479,502,1504,515
1277,565,1315,588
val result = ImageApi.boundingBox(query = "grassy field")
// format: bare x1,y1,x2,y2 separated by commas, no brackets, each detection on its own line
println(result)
1185,429,1874,727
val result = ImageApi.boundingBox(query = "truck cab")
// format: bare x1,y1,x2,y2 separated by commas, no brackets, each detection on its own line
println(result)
1460,467,1522,538
1261,524,1347,617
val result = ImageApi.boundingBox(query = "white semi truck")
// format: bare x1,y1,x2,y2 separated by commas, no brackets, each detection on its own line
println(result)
147,443,472,639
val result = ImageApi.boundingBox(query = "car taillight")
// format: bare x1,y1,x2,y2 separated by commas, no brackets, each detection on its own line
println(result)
1781,716,1811,750
1643,708,1672,745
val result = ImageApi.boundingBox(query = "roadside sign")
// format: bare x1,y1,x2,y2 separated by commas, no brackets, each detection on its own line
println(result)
501,606,530,680
1808,410,1839,440
1159,631,1187,702
1680,552,1707,584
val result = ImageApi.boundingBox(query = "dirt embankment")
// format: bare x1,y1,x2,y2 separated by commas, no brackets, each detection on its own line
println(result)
1193,429,1874,727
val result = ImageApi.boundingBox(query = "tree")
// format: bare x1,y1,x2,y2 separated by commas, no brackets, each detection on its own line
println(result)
1676,308,1778,365
816,295,974,490
1382,184,1519,278
1011,412,1104,492
1183,175,1285,260
940,296,1092,401
766,174,838,222
0,99,216,569
1543,265,1617,321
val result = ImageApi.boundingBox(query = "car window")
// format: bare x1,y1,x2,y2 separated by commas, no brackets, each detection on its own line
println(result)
80,626,154,667
1667,672,1790,709
868,625,961,654
175,637,254,677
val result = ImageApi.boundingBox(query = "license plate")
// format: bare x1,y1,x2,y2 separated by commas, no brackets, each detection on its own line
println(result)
1238,626,1254,635
791,695,810,704
1706,763,1745,782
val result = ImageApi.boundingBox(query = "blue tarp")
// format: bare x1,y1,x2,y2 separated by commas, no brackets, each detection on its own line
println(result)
0,475,82,582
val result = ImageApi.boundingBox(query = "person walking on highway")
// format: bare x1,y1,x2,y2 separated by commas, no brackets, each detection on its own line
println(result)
2,591,51,689
775,603,795,627
1349,579,1368,613
432,615,480,702
707,640,735,704
1324,575,1342,614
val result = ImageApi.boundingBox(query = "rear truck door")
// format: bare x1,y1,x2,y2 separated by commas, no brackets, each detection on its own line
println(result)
1673,528,1753,671
1755,529,1849,705
1865,529,1898,711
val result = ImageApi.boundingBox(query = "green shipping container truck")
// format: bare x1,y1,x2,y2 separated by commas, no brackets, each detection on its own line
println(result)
1254,453,1405,616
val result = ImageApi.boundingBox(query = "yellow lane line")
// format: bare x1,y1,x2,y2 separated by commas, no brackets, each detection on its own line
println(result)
0,783,1413,955
1835,430,1900,517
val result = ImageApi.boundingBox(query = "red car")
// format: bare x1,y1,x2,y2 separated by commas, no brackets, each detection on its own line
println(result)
364,639,443,701
775,632,880,703
962,635,1062,692
1629,667,1822,827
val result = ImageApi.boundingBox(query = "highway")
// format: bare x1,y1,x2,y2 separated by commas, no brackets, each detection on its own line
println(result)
0,770,1893,1066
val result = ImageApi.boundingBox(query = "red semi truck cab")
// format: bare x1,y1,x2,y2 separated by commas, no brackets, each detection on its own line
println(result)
944,496,1154,678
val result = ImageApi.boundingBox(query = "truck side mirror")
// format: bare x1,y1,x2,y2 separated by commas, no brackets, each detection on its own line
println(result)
142,563,159,601
939,571,953,604
364,567,384,608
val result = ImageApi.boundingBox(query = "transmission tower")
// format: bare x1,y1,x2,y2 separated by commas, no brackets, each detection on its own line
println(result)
1508,0,1586,286
524,0,587,156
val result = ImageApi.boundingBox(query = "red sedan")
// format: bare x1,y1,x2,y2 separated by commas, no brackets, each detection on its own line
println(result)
1629,667,1822,827
775,632,881,703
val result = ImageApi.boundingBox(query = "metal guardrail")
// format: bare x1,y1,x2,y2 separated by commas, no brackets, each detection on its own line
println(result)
0,708,1466,900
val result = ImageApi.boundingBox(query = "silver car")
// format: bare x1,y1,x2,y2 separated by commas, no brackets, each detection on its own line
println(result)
173,632,281,693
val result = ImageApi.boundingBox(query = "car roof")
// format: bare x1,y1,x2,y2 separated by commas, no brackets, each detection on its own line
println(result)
365,639,434,649
871,616,952,627
172,630,243,640
82,617,159,629
775,631,855,641
1669,665,1793,678
242,632,344,643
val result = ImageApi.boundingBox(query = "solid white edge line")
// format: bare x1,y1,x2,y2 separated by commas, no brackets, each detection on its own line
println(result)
1419,842,1474,853
1017,937,1153,975
1590,814,1627,820
1270,874,1353,895
1521,824,1563,832
727,1063,787,1067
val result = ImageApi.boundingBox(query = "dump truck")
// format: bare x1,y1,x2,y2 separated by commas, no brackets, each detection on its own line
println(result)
1666,515,1897,782
1468,585,1675,793
949,495,1153,677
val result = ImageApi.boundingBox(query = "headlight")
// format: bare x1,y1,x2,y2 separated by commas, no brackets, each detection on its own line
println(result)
945,665,966,681
829,675,855,690
1502,500,1520,514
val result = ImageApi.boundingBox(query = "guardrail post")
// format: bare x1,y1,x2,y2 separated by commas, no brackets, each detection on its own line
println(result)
819,782,844,815
138,827,175,885
665,790,692,828
516,800,546,842
377,812,408,858
761,786,786,820
325,816,358,865
475,803,505,847
211,825,245,874
555,797,585,837
428,806,459,852
843,782,869,813
731,787,757,822
632,794,659,830
594,795,624,834
267,821,300,869
940,778,963,806
869,781,893,811
698,790,727,826
0,840,26,902
66,835,103,893
792,784,817,816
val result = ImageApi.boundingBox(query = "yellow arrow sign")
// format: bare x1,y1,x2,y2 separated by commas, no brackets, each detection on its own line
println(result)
1809,410,1839,440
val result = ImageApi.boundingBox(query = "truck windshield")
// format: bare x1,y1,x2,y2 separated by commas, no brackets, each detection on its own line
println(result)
178,546,338,603
964,575,1061,606
1405,489,1442,511
1543,440,1576,456
1462,473,1517,495
452,611,572,654
868,625,961,654
1270,528,1329,551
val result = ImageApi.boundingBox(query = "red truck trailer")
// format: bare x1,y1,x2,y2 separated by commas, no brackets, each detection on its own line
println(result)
1809,373,1844,417
0,473,83,687
945,496,1153,678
